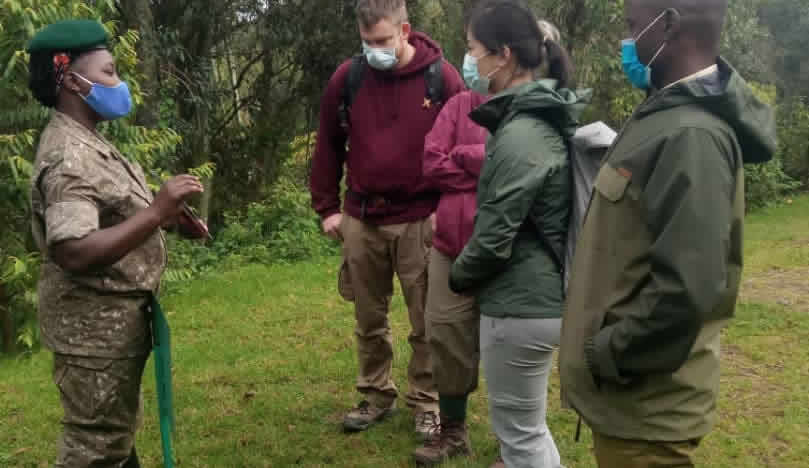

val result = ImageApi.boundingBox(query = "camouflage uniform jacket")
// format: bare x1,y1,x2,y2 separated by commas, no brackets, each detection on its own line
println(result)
31,111,166,358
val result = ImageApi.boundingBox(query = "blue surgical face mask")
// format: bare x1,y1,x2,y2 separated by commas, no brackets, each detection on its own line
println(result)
621,11,667,90
363,41,399,71
462,52,497,95
74,73,133,120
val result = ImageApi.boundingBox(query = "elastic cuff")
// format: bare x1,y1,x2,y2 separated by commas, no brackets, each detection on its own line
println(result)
439,394,468,422
448,274,462,294
586,328,631,384
448,263,469,294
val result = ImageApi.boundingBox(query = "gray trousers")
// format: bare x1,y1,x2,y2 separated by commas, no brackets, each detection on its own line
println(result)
481,316,563,468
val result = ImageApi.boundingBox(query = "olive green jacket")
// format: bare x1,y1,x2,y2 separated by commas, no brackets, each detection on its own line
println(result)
559,59,777,441
450,80,588,318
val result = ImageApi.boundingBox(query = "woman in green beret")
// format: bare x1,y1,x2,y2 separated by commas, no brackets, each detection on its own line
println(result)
27,19,203,467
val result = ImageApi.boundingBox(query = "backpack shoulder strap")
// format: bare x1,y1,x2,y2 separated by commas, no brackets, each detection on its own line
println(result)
424,59,444,105
339,55,368,131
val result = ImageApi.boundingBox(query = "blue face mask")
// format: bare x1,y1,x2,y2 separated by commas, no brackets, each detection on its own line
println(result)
362,42,399,71
621,11,667,90
462,53,490,95
74,73,133,120
462,52,501,95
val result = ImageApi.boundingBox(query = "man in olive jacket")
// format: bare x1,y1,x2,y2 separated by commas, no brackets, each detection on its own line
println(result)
559,0,777,466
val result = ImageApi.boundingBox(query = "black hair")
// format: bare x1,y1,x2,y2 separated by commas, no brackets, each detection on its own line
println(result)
28,50,61,108
28,49,92,108
469,0,576,89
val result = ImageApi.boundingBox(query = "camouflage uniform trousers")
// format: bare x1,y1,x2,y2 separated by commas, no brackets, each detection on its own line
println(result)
53,354,147,467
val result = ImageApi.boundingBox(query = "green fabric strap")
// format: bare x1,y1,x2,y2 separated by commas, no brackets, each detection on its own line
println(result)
151,296,175,468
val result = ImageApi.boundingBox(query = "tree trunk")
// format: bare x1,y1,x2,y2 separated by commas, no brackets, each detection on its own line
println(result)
120,0,161,127
199,177,213,224
225,38,249,127
1,285,13,354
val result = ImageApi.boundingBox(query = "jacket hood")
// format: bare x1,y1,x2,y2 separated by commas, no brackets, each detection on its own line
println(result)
388,31,443,77
470,79,591,138
639,58,777,164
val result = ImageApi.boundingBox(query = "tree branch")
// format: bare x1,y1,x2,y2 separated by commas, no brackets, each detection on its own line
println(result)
231,50,267,94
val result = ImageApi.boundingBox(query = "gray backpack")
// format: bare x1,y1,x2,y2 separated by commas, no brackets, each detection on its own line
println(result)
564,121,617,290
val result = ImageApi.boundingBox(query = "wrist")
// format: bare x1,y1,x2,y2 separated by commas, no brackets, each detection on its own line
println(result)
322,210,341,222
144,205,167,229
586,327,631,385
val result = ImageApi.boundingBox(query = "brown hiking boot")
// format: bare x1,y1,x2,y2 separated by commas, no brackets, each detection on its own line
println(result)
414,410,440,441
412,420,471,465
343,400,396,432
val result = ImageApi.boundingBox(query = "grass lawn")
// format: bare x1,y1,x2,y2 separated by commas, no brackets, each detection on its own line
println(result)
2,196,808,467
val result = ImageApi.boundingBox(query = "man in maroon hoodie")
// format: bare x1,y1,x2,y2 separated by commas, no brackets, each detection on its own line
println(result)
309,0,464,438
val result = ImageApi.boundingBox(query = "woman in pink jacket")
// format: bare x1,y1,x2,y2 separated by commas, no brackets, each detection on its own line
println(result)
412,89,488,465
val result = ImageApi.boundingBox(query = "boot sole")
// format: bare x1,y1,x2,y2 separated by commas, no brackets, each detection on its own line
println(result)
413,447,471,466
342,407,396,432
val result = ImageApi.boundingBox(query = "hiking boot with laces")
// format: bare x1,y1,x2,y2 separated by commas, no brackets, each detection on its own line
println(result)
414,410,441,441
412,419,471,465
343,400,396,432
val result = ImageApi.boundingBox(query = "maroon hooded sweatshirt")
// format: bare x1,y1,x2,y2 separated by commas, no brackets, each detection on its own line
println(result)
422,90,488,259
310,32,465,225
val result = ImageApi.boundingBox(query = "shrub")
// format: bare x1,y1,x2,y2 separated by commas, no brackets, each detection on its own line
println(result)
0,254,40,352
161,137,337,290
744,83,801,208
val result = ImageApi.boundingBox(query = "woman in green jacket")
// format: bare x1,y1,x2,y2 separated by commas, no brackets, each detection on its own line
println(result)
449,2,587,467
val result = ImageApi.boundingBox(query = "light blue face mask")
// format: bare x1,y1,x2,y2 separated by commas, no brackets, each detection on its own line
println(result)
621,11,667,90
362,42,399,71
462,52,496,95
74,73,132,120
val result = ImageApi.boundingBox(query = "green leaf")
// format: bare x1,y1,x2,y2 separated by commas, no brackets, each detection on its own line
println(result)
3,50,17,80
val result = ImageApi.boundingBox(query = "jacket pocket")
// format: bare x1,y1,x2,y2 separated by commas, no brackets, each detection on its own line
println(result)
593,163,631,202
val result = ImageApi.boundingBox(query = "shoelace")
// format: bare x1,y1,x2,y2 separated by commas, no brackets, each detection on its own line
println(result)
356,401,371,415
417,413,440,439
417,412,438,427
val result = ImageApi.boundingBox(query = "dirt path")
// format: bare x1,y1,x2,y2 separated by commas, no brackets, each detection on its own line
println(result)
740,266,809,312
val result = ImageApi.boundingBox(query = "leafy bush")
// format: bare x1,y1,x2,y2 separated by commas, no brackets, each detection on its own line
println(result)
744,83,801,209
162,140,337,290
745,158,801,210
0,254,40,352
777,98,809,186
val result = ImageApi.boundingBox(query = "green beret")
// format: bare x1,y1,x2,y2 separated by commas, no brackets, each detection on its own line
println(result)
26,19,109,54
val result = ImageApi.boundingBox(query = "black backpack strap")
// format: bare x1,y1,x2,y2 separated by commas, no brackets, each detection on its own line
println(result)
340,57,443,129
424,59,444,106
339,55,367,131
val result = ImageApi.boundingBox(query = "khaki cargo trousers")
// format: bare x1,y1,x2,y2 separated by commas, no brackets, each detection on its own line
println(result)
340,214,438,413
425,248,480,397
52,354,146,467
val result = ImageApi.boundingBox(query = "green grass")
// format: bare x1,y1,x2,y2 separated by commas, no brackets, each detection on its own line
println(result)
1,195,808,467
744,195,809,274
